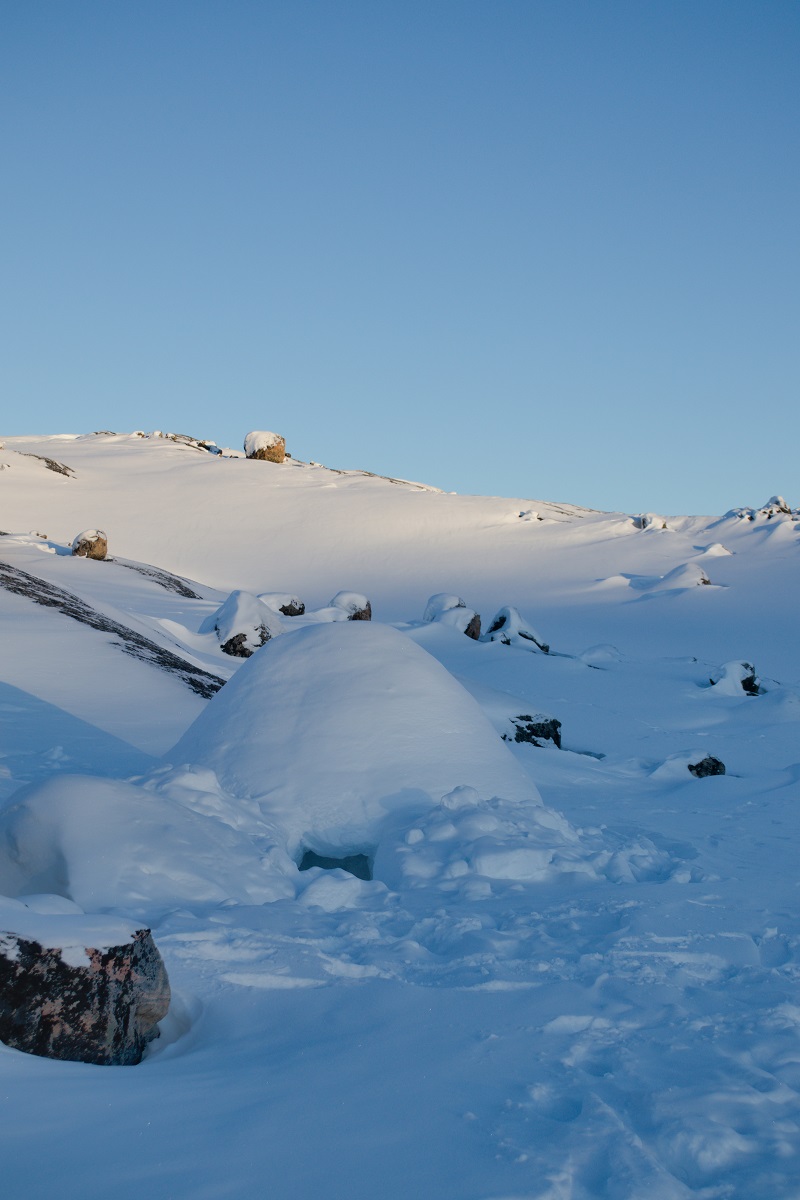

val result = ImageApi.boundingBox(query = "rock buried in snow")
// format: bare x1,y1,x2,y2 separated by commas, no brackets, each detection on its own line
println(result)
329,591,372,621
71,529,107,560
0,901,169,1066
423,594,481,639
688,755,726,778
200,590,284,656
244,431,286,463
628,562,712,591
709,660,763,696
727,495,796,521
482,606,549,653
631,513,667,531
258,592,305,617
504,714,562,749
423,593,467,622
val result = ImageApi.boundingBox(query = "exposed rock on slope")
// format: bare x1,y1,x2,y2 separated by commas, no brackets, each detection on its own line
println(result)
0,560,224,697
18,451,76,477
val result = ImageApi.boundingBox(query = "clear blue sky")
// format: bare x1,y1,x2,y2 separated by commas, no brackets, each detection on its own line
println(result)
2,1,798,513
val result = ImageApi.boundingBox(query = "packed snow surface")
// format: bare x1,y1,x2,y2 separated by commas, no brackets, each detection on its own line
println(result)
0,431,799,1199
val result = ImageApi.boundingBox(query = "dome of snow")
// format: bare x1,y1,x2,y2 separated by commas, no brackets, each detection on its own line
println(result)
168,622,540,856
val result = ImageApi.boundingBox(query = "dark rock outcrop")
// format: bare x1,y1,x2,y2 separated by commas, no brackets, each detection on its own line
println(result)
220,631,259,657
19,452,76,477
740,669,761,696
504,714,562,749
0,560,224,698
278,600,304,616
688,755,726,778
0,927,169,1066
463,612,481,640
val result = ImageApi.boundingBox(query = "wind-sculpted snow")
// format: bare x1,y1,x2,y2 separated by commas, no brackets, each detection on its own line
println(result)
0,775,291,918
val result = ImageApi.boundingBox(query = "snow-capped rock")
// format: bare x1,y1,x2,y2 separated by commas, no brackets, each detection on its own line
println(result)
200,589,284,656
422,593,481,639
244,431,286,462
258,591,305,617
709,660,763,696
482,606,549,653
71,529,107,560
328,591,372,621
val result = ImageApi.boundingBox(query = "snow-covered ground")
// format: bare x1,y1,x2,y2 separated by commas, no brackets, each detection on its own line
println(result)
1,432,799,1198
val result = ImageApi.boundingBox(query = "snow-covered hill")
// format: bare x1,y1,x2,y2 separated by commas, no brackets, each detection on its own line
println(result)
1,431,799,1199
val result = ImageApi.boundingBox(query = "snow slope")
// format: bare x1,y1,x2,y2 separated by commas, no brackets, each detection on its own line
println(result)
1,431,799,1199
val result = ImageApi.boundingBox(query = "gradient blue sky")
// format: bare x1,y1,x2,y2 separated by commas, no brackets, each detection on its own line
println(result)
2,1,797,513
